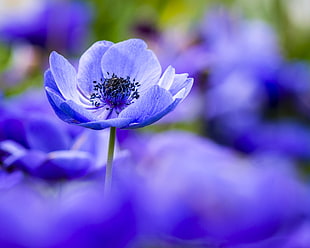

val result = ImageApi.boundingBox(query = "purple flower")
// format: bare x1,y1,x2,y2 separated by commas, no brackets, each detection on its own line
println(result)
44,39,193,130
0,0,91,53
0,90,119,181
201,7,281,82
0,180,138,248
205,71,265,119
0,128,308,247
234,120,310,159
131,131,307,247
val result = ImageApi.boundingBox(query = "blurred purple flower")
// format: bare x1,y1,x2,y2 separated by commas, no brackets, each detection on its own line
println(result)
279,61,310,117
0,129,308,247
206,71,266,119
0,89,119,181
201,7,281,82
233,120,310,159
201,7,282,119
282,221,310,248
44,39,193,130
197,7,310,162
132,131,308,247
0,180,138,248
0,0,91,53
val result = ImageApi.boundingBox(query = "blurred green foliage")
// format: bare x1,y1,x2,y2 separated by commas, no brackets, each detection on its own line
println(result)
87,0,310,60
88,0,208,42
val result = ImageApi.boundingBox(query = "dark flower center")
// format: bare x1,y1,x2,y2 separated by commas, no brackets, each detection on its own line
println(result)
90,73,140,113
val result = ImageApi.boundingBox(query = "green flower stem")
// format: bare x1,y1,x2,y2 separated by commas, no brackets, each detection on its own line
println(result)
104,126,116,196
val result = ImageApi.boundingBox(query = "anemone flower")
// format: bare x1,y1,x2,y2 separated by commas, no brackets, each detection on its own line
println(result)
44,38,193,130
44,38,193,193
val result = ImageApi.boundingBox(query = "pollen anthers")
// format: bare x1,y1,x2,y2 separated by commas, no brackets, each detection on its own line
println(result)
90,72,140,113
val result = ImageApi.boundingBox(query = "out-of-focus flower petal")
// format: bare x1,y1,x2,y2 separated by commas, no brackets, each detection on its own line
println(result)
25,116,70,153
35,150,93,180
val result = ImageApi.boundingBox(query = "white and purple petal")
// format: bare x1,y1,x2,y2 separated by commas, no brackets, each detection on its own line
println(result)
49,51,80,102
119,85,179,128
44,69,62,96
45,89,96,123
157,66,175,90
77,40,114,97
158,67,193,101
101,39,162,94
171,77,194,101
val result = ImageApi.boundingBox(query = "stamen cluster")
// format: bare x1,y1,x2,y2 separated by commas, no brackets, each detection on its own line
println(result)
90,73,140,113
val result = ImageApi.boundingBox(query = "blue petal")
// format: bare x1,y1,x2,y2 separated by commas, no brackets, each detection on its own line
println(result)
0,118,28,148
128,99,181,128
46,87,133,130
71,129,110,168
13,150,47,174
44,69,62,96
169,73,192,93
60,100,96,123
119,85,179,128
157,66,194,100
49,51,80,102
0,140,26,158
171,77,194,101
46,88,95,124
101,39,162,93
36,150,93,180
77,117,134,130
45,88,78,123
25,116,71,153
0,140,26,169
77,41,114,96
158,66,175,90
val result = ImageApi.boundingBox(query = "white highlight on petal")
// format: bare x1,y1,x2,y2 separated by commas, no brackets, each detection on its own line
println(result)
49,51,79,102
158,66,175,91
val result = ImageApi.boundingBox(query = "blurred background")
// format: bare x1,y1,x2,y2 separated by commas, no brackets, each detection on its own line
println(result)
1,0,310,247
2,0,310,163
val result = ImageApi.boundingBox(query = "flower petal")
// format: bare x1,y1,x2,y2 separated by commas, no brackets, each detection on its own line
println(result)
128,99,181,128
157,67,194,101
44,69,62,96
49,51,80,102
36,150,93,180
101,39,162,93
77,117,134,130
0,140,26,169
45,87,78,123
0,118,28,148
71,129,110,169
168,73,191,96
46,88,95,124
77,41,114,96
158,66,175,90
119,85,179,128
60,100,97,123
13,150,47,174
25,116,71,153
171,77,194,101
